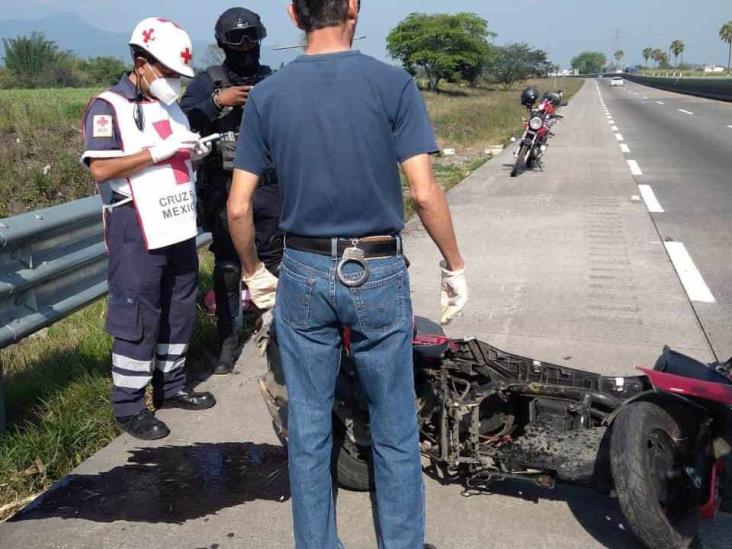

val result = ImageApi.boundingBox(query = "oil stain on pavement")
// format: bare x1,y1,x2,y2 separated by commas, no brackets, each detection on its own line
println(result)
9,442,289,524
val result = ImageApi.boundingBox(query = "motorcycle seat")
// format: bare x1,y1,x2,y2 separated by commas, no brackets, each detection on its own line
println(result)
655,347,732,386
413,316,451,359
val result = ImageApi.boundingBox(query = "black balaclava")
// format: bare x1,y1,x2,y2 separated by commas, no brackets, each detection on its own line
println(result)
224,45,261,79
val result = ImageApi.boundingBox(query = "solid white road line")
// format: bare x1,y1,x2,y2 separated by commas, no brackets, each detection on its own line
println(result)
638,185,664,213
615,133,624,141
611,126,619,131
620,143,631,153
678,109,694,115
656,101,665,105
627,160,643,176
664,242,716,303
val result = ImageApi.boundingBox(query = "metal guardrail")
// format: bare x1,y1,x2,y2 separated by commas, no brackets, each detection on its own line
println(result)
0,196,212,432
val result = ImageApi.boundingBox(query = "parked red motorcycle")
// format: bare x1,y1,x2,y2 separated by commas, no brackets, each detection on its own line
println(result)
511,88,563,177
258,316,732,549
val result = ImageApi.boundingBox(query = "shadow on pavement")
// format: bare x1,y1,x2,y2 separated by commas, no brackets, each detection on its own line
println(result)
433,474,641,548
10,442,289,525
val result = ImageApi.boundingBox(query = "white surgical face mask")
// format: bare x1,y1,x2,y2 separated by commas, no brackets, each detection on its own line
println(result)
149,76,182,105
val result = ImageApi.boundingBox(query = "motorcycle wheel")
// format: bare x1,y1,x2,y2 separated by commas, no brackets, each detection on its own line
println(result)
511,144,528,177
610,402,699,549
333,424,373,492
526,150,536,170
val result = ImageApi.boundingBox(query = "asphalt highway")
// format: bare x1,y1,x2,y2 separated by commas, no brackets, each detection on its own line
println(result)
597,77,732,361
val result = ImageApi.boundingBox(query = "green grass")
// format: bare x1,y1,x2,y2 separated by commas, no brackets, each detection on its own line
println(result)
0,77,585,520
0,87,102,218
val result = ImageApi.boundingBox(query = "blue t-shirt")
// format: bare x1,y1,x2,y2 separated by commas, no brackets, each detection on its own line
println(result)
234,50,438,238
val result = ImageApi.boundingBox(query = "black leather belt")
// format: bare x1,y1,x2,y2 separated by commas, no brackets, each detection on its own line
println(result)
285,233,404,288
284,234,402,259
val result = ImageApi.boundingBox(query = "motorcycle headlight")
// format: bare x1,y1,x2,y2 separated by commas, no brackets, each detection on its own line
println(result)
529,116,543,131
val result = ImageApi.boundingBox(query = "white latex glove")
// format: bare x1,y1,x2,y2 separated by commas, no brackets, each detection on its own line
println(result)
191,138,213,162
149,131,199,164
440,260,468,325
244,263,279,310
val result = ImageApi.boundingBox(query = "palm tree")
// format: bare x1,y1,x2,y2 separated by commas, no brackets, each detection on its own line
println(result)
721,21,732,74
642,47,653,66
651,48,664,68
670,40,685,68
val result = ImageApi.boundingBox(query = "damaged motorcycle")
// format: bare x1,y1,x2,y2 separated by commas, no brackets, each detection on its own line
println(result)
258,316,732,549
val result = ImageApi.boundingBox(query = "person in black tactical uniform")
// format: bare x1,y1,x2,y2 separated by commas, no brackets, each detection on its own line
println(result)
180,7,282,375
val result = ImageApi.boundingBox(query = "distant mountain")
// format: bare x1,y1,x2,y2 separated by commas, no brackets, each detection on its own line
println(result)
0,13,210,66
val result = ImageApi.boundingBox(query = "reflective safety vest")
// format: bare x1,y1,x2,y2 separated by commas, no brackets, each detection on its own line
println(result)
96,91,198,250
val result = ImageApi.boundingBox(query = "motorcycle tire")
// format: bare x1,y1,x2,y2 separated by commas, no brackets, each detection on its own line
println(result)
511,144,528,177
610,402,699,549
526,152,535,170
333,425,374,492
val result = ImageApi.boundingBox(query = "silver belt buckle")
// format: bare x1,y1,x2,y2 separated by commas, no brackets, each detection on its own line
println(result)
337,239,370,288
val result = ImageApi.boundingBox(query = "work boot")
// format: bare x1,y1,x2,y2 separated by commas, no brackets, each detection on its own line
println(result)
116,409,170,441
158,387,216,411
213,333,242,375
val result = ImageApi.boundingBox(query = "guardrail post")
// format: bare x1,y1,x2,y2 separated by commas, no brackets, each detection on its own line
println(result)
0,355,5,433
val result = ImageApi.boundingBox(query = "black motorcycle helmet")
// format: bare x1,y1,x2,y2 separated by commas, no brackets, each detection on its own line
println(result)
215,7,267,48
543,91,562,108
521,87,540,107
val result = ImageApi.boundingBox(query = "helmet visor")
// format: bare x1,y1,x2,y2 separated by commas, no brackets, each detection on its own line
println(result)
222,26,265,46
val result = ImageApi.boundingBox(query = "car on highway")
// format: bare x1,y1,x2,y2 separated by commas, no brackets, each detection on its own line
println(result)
610,76,624,87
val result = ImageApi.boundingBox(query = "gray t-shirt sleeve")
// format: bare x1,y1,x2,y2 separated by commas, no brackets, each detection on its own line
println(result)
393,80,439,163
234,95,269,176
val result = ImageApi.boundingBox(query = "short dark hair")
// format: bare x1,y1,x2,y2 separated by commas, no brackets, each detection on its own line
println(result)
292,0,352,33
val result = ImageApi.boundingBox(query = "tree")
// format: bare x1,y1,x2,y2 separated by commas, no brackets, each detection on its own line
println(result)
386,12,495,91
2,32,62,87
642,47,653,66
720,21,732,74
613,50,625,68
485,43,551,90
571,51,606,75
79,57,127,86
669,40,685,68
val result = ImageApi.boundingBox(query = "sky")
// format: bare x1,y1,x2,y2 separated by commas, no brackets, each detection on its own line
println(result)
1,0,731,68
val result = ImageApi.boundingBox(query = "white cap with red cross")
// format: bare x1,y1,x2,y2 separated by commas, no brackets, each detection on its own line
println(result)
129,17,194,78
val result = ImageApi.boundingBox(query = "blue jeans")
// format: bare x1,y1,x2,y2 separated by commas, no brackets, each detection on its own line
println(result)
275,248,424,549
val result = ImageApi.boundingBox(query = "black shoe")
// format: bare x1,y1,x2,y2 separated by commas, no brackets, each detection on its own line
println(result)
158,387,216,411
424,545,437,549
116,410,170,441
213,334,242,375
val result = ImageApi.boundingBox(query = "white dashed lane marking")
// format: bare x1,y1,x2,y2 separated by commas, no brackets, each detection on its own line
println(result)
615,133,624,141
620,144,630,153
627,160,643,176
638,185,664,213
678,109,694,115
664,242,716,303
656,101,665,105
611,126,619,131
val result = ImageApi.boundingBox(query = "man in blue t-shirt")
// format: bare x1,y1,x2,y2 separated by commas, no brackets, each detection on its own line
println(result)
228,1,468,547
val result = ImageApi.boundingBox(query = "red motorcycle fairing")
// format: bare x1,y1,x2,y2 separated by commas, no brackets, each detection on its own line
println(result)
699,458,726,519
639,368,732,405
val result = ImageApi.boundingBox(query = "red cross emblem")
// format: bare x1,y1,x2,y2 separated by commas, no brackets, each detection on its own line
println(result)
180,48,192,65
142,28,155,44
152,120,190,185
97,117,109,128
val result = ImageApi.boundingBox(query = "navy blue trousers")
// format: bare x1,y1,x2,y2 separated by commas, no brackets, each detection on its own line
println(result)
105,205,198,418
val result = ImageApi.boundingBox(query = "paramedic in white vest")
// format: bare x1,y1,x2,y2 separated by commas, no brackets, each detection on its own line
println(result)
81,17,216,440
